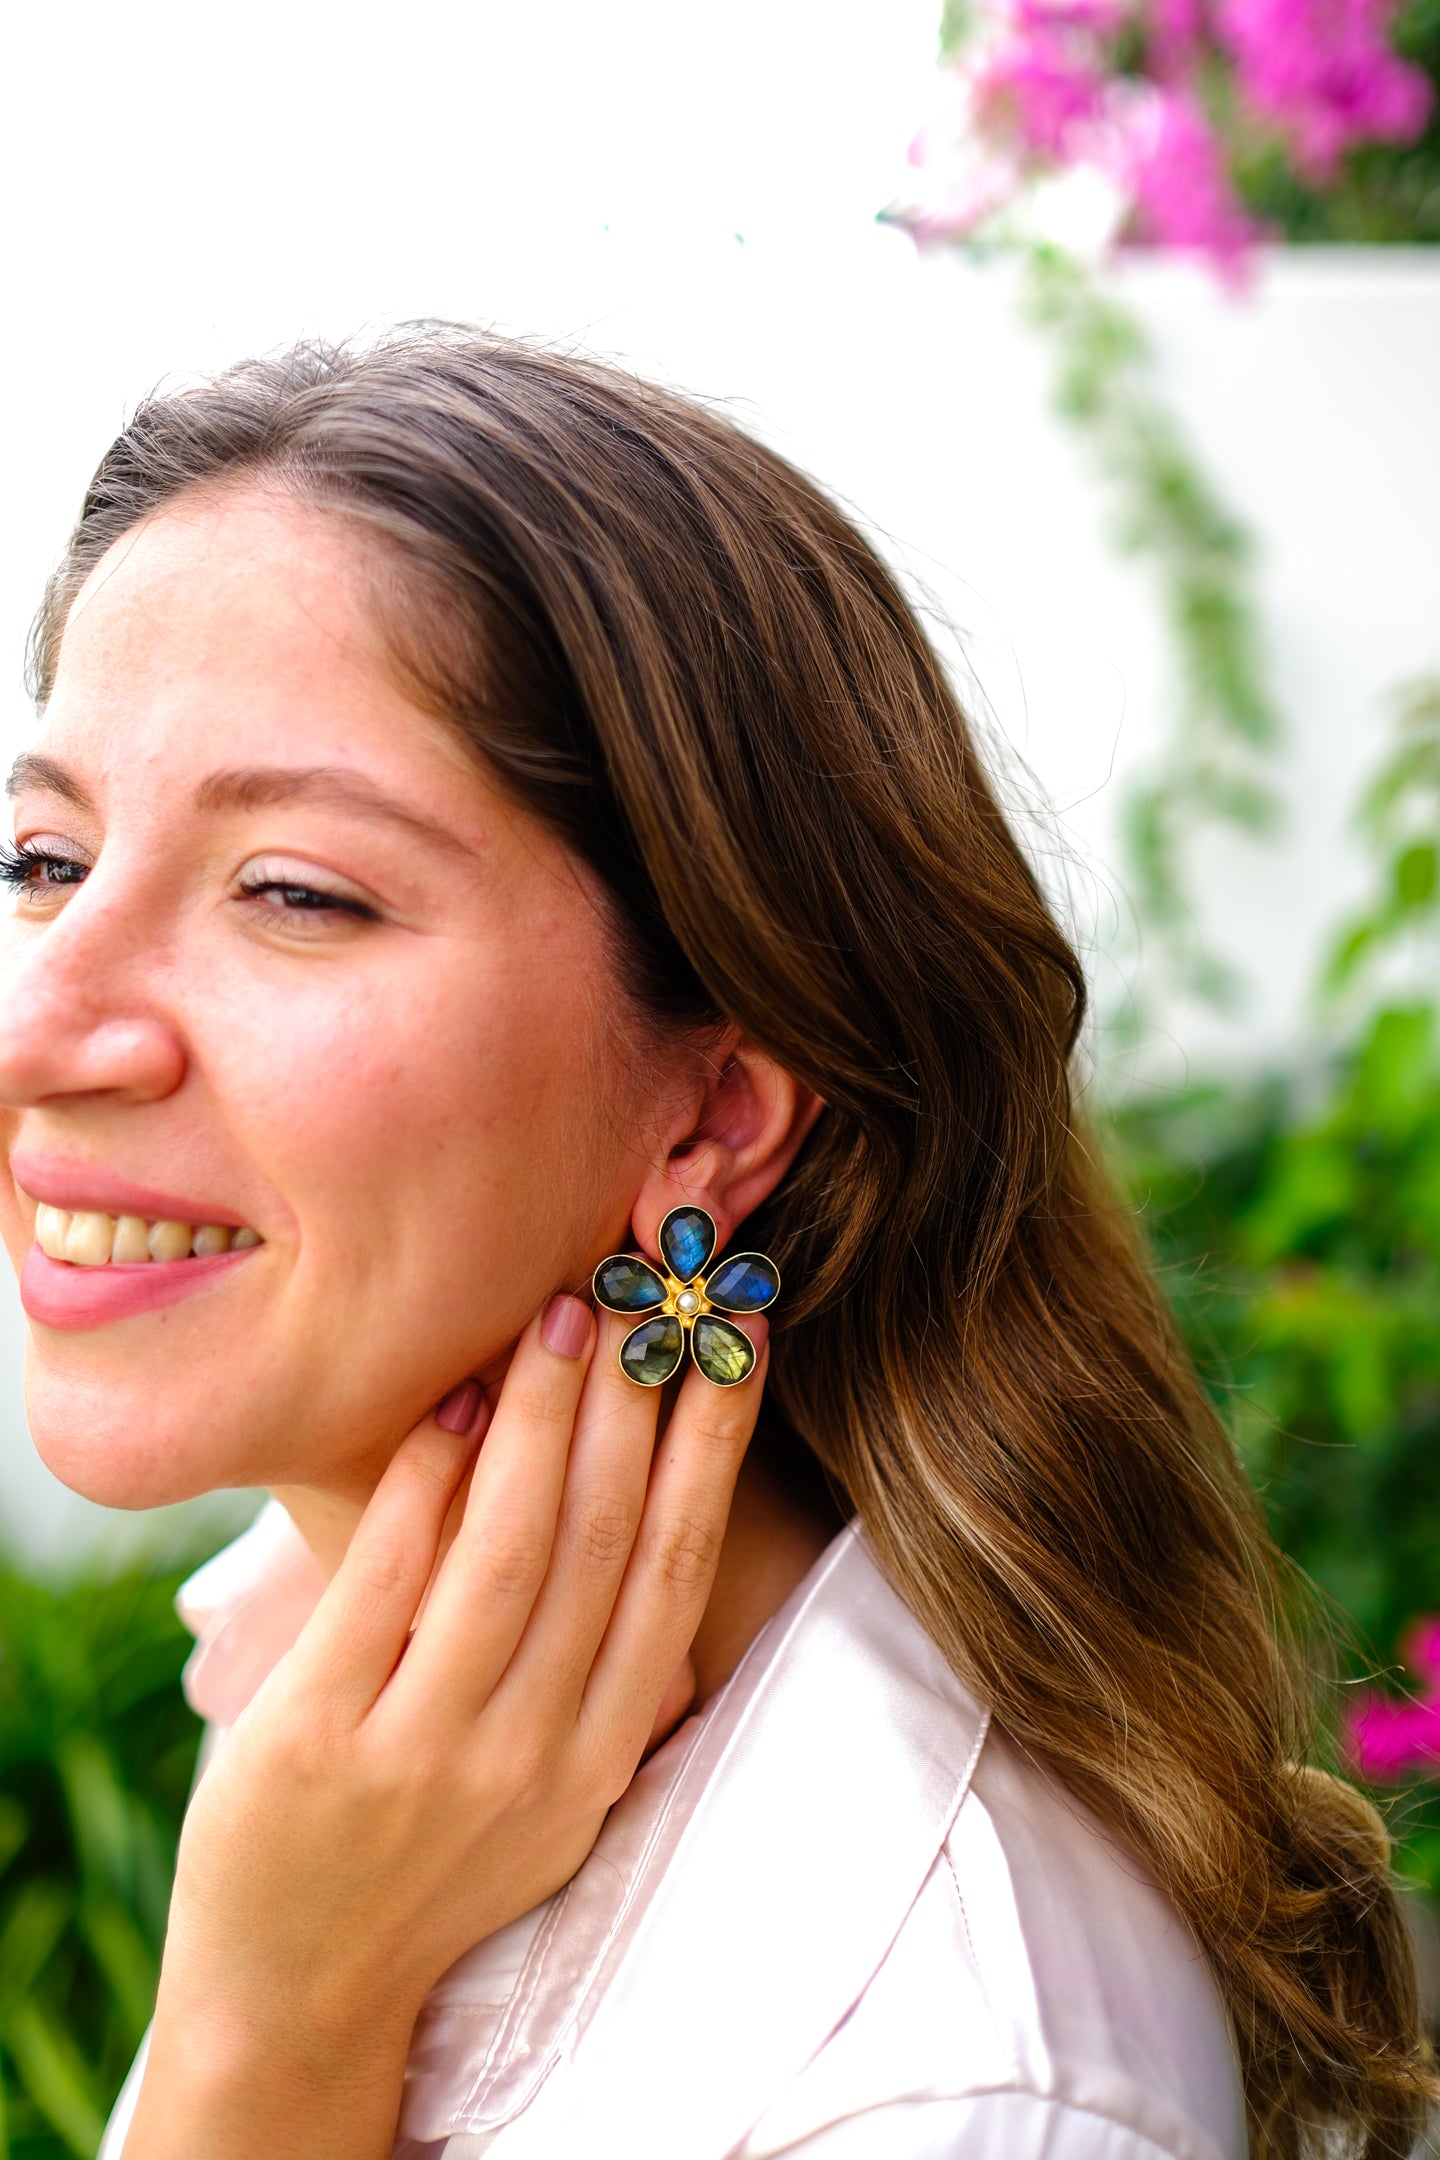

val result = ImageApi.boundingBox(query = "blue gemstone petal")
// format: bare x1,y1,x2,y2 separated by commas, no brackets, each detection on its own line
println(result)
619,1315,685,1387
593,1254,668,1312
659,1205,716,1282
691,1314,756,1387
703,1253,780,1314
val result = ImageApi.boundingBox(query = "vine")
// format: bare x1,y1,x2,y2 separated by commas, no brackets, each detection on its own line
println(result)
892,0,1436,1007
1020,242,1281,1005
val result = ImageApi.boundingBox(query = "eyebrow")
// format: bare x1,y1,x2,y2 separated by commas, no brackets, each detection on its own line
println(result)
192,766,477,854
7,754,477,857
6,751,93,810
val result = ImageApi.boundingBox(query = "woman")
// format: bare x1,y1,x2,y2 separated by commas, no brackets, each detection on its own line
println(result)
0,330,1428,2160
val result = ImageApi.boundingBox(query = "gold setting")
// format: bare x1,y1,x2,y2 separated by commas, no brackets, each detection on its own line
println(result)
591,1206,780,1388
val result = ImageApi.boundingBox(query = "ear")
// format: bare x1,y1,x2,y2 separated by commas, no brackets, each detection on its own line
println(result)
631,1028,825,1260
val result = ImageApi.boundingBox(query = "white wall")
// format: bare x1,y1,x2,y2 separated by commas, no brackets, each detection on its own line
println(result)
0,0,1436,1564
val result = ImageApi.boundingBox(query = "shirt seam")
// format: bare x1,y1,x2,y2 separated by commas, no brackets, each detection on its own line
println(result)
760,2087,1216,2160
941,1816,1006,2063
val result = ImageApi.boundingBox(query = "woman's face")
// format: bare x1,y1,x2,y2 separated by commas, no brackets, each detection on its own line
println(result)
0,491,668,1514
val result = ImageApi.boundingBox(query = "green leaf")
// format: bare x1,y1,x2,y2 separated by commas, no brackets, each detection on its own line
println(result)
57,1733,134,1901
0,1883,72,2015
0,1799,25,1881
79,1899,157,2045
1394,840,1437,912
2,1998,105,2157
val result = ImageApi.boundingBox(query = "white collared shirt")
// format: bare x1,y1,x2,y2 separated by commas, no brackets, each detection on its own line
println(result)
102,1506,1246,2160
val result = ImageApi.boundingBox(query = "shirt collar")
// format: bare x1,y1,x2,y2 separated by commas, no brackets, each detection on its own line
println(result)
176,1498,327,1726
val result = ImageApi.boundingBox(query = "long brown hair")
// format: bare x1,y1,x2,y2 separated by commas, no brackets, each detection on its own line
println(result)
30,328,1434,2155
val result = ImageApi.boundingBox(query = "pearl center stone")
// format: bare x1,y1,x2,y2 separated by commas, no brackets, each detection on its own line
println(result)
676,1289,700,1314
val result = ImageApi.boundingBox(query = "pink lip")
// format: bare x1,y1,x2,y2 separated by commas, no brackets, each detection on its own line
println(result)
21,1244,259,1330
10,1152,251,1228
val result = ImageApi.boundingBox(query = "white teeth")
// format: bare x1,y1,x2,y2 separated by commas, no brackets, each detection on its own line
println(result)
147,1220,192,1262
112,1215,153,1265
35,1204,72,1261
66,1211,117,1267
30,1197,263,1265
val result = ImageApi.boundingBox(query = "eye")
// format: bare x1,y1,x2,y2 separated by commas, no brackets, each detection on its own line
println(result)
0,837,91,903
235,860,380,927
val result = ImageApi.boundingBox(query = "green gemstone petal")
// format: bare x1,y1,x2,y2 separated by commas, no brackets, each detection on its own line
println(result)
659,1205,716,1282
703,1252,780,1313
619,1314,685,1387
691,1313,756,1387
593,1254,668,1312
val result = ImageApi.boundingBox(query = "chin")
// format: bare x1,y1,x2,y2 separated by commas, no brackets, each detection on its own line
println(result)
24,1353,244,1512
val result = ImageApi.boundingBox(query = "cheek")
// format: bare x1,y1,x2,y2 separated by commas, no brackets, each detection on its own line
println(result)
229,939,602,1219
211,929,636,1378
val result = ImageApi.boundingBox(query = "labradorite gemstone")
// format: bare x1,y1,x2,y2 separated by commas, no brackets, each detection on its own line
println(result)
620,1314,685,1386
703,1253,779,1313
691,1314,755,1387
593,1254,668,1312
660,1205,716,1282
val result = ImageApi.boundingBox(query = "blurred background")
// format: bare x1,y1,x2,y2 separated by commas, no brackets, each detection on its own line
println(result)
0,0,1436,2148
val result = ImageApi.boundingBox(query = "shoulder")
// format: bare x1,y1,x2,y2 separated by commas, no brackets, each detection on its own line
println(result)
736,1719,1245,2160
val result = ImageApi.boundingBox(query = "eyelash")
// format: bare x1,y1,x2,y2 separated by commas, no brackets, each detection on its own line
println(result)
0,840,87,894
235,873,378,920
0,841,377,921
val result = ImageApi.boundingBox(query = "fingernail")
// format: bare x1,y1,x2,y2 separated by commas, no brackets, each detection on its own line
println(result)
436,1379,482,1434
542,1293,593,1359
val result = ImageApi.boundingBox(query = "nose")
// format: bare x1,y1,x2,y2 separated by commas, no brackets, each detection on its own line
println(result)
0,896,187,1109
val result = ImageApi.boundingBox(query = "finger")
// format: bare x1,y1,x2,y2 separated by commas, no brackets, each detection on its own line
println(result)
399,1292,597,1710
282,1407,483,1722
581,1317,768,1752
498,1304,664,1707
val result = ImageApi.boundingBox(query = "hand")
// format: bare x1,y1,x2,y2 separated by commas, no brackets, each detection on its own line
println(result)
122,1290,768,2160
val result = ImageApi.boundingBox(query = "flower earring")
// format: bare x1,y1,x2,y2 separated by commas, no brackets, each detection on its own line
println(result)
592,1205,779,1387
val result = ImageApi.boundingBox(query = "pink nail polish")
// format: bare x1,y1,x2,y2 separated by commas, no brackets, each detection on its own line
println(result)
436,1379,482,1434
542,1293,593,1359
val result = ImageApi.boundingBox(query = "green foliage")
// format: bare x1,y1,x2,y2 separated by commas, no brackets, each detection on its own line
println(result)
0,1563,201,2158
1326,676,1440,1002
1105,679,1440,1872
1112,1008,1440,1663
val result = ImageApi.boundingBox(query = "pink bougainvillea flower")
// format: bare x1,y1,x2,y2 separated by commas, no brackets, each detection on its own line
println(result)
1401,1615,1440,1689
1219,0,1434,179
1344,1617,1440,1783
895,0,1429,281
1148,0,1209,74
1118,83,1261,274
974,30,1111,159
1347,1692,1440,1782
1013,0,1130,33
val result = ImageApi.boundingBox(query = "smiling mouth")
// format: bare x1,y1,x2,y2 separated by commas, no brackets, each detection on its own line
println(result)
33,1204,263,1267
